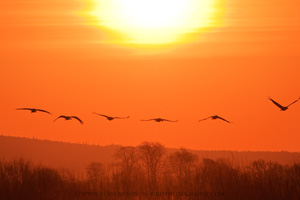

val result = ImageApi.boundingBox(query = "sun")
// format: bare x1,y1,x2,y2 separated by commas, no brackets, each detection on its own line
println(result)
82,0,224,45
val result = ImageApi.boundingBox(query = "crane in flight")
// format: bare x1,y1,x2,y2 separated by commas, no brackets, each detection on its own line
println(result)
199,115,231,123
141,118,178,122
54,115,83,124
92,112,130,121
268,96,300,111
16,108,51,114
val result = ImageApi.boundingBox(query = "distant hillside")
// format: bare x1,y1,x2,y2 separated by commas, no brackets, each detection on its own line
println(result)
1,135,300,174
0,135,121,174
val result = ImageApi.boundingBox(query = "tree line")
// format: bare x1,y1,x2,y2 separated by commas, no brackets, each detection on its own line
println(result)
1,142,300,200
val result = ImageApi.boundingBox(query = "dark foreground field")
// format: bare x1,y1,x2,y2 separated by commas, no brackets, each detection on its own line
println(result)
1,142,300,200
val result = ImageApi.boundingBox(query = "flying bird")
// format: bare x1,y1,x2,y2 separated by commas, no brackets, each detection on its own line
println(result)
93,112,130,121
199,115,231,123
16,108,51,114
268,96,300,111
141,118,178,122
54,115,83,124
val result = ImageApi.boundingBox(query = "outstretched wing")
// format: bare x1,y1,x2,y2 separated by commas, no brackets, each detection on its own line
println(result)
93,112,109,118
269,98,285,110
36,109,51,114
287,96,300,108
16,108,32,111
215,116,231,123
198,116,212,122
141,118,162,121
71,116,84,124
163,119,178,122
54,115,66,122
114,116,130,119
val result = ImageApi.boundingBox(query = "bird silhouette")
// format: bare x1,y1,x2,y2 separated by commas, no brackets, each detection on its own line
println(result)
141,118,178,122
268,97,300,111
199,115,231,123
16,108,51,114
93,112,130,121
54,115,83,124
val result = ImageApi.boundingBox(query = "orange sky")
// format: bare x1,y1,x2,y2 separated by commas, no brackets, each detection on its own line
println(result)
1,0,300,151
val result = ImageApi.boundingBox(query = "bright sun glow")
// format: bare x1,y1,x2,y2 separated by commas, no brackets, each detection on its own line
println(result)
83,0,224,45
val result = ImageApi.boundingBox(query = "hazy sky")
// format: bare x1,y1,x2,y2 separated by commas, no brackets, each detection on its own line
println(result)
1,0,300,151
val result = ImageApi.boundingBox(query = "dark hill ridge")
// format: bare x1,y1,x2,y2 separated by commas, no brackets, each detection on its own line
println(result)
1,135,300,174
0,135,121,174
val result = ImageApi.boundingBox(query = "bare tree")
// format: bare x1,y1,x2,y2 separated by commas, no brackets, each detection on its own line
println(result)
138,142,165,192
168,148,198,191
86,162,105,191
114,146,140,192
